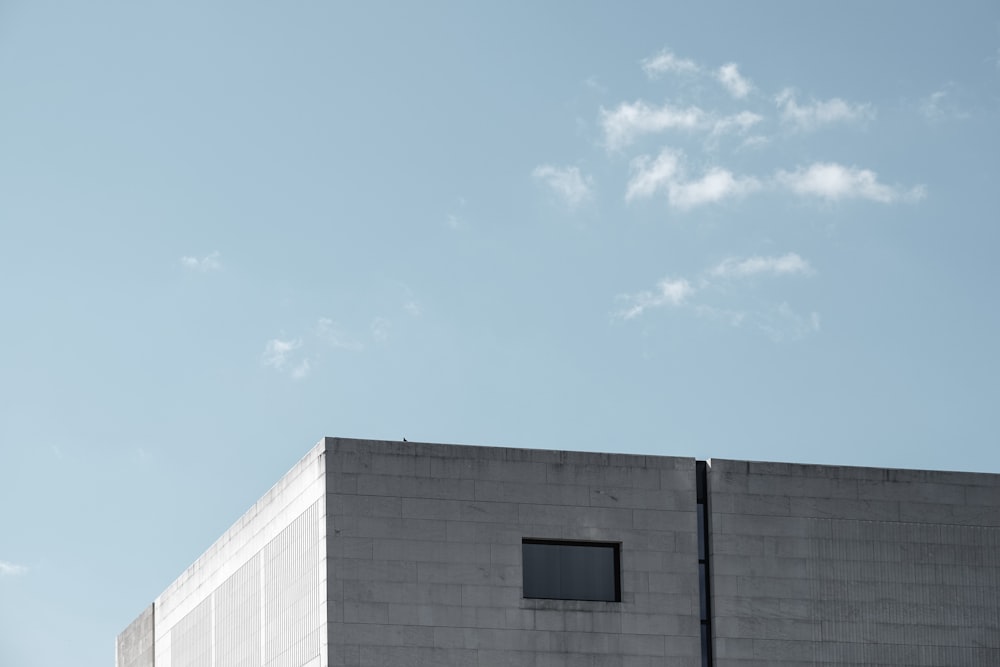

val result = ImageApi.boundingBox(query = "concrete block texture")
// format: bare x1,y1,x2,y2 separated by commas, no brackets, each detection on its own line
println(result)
324,438,701,667
119,440,1000,667
116,603,154,667
708,458,1000,666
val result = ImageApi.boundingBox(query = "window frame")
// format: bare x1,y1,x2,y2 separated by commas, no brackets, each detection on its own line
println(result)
521,538,622,603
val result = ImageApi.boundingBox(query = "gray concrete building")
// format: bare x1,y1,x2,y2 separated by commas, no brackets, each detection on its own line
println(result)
117,437,1000,667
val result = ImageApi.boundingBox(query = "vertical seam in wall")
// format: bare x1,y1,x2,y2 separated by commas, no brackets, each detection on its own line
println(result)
319,452,329,667
697,460,714,667
210,591,216,667
260,549,267,667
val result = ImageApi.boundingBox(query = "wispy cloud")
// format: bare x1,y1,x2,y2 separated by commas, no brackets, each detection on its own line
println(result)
640,50,753,100
290,359,310,380
626,149,682,202
583,76,608,94
600,101,706,150
641,49,700,77
315,318,364,350
694,304,746,327
263,316,374,379
532,165,594,208
919,88,970,122
262,338,301,371
446,195,468,230
371,317,390,343
710,253,812,278
616,278,694,320
716,63,753,98
709,111,764,139
0,561,27,576
180,251,222,272
626,148,760,209
776,162,925,203
756,303,821,342
616,253,817,339
776,89,874,131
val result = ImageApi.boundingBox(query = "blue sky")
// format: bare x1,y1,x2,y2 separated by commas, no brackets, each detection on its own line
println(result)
1,2,999,664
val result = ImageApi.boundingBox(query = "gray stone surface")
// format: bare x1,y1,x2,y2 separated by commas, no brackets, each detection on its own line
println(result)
708,458,1000,666
116,603,154,667
118,439,1000,667
324,438,701,667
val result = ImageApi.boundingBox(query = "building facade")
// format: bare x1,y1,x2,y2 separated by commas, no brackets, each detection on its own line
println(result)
117,437,1000,667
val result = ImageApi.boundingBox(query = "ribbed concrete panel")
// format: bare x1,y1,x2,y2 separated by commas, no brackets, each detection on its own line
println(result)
147,441,327,667
806,520,1000,664
171,596,211,667
709,459,1000,666
156,500,324,667
263,500,322,667
215,554,260,667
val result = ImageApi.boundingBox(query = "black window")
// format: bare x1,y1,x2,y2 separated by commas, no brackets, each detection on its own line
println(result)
521,539,621,602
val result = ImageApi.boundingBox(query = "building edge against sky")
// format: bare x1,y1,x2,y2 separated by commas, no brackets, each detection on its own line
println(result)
118,437,1000,667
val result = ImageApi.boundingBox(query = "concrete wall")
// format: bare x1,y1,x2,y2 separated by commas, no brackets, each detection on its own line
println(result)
117,603,154,667
323,437,701,667
129,440,329,667
707,459,1000,666
120,438,1000,667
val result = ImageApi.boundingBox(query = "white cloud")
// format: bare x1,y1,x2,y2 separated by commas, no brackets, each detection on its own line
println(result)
262,338,301,370
716,63,753,98
180,251,222,272
0,561,27,576
626,149,682,202
315,318,364,350
641,49,700,77
710,253,813,278
403,301,421,317
616,278,694,320
600,100,706,150
532,165,594,208
776,89,875,130
627,149,760,209
776,162,925,203
669,168,761,210
628,156,920,211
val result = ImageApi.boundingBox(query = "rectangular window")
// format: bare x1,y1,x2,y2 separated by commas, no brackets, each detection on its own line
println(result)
521,539,621,602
